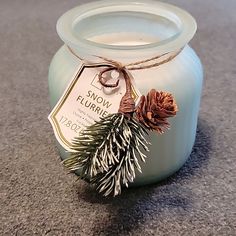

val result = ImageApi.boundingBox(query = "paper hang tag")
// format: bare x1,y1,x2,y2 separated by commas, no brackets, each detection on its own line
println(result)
48,63,141,151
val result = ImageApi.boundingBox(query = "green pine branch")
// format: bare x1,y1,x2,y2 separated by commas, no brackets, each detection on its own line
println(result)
62,113,150,197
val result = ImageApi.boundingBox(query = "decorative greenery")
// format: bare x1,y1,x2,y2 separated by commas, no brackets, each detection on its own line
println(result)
62,64,178,197
63,113,149,197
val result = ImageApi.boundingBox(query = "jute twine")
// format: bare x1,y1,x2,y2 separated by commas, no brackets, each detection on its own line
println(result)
67,45,183,115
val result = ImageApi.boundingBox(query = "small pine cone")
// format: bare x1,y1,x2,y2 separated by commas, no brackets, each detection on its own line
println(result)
135,89,178,133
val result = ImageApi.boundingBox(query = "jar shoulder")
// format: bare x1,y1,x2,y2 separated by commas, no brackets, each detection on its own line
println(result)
48,45,203,106
132,45,203,96
48,45,81,106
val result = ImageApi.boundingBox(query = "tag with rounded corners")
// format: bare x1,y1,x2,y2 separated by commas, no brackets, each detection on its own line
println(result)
48,63,141,151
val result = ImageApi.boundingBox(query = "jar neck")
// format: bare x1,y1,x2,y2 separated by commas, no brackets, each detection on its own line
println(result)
57,0,196,63
67,44,184,70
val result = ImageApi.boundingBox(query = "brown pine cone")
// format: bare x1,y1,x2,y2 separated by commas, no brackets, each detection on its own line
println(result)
135,89,178,133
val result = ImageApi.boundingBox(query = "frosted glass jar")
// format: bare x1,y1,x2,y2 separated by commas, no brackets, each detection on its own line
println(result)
48,0,203,186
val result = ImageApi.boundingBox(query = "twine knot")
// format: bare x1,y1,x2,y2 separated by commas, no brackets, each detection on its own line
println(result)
67,45,183,117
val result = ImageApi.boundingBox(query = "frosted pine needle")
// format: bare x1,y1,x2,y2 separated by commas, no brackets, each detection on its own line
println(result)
63,113,149,196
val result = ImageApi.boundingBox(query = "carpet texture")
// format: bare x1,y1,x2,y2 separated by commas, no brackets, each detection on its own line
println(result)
0,0,236,235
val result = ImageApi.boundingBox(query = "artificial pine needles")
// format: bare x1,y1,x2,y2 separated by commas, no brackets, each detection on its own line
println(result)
63,113,149,196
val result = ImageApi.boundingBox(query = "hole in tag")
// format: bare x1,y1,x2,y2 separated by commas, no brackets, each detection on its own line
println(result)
102,70,120,95
111,70,120,79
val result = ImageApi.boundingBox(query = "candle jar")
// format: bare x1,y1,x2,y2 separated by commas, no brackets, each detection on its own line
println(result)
48,0,203,186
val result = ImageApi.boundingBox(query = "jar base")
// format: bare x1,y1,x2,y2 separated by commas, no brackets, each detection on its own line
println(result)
129,153,190,188
57,140,191,188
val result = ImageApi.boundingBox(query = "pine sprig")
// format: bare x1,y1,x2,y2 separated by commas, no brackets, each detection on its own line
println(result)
63,113,150,196
63,114,120,177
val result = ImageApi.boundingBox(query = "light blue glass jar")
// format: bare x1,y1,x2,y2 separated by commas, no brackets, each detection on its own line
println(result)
48,0,203,186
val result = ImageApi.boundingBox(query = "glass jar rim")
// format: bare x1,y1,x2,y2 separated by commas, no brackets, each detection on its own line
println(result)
57,0,197,59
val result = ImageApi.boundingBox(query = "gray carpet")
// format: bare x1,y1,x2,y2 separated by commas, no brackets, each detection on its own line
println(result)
0,0,236,235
